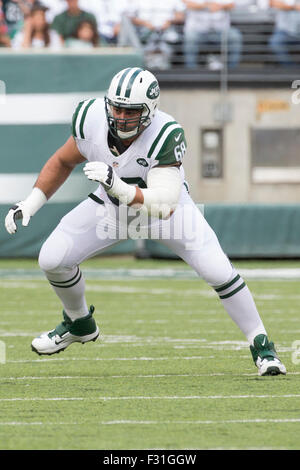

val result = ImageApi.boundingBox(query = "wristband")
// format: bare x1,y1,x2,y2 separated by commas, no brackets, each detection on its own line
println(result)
107,176,136,205
23,187,47,216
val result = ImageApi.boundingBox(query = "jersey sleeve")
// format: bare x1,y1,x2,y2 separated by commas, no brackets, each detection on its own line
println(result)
147,122,187,167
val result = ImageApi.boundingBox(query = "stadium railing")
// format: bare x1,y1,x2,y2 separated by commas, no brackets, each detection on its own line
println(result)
118,7,300,87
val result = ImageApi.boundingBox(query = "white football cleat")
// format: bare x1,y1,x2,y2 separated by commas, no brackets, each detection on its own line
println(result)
256,356,287,376
31,306,99,356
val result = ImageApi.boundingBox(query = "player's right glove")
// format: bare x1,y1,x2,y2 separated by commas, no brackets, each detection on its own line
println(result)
83,162,136,205
4,187,47,234
83,162,115,190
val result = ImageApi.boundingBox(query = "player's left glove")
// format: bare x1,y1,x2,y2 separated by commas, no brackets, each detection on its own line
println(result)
83,162,136,205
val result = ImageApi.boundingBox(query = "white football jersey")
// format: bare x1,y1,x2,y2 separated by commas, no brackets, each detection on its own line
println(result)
72,98,187,196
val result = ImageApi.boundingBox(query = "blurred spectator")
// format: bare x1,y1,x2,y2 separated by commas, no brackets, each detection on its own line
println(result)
232,0,270,9
79,0,126,45
128,0,185,69
2,0,35,38
38,0,65,23
51,0,97,45
269,0,300,65
183,0,243,69
11,2,61,48
129,0,184,42
0,0,11,46
255,0,270,8
65,19,100,48
234,0,259,8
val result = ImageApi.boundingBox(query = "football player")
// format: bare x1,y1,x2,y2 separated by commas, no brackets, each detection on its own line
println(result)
5,67,286,376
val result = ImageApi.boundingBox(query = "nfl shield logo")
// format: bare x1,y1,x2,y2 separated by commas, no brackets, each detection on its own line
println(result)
112,162,119,168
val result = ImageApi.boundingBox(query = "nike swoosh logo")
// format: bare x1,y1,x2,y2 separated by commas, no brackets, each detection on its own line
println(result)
175,133,181,142
54,333,70,345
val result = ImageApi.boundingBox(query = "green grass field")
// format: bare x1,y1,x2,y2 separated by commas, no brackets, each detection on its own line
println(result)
0,256,299,450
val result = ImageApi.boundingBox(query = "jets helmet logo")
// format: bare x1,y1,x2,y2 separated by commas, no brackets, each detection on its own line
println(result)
146,81,160,100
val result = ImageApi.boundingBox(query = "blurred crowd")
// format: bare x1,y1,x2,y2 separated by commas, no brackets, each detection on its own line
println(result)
0,0,300,68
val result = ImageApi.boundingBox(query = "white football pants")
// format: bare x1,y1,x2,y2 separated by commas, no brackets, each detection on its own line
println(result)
39,188,232,284
38,188,267,344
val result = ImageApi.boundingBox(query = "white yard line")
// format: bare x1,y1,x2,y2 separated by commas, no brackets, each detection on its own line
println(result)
3,280,300,302
0,281,216,297
1,267,300,281
0,372,299,381
0,418,299,426
0,373,250,380
3,280,300,300
0,394,299,402
7,352,292,364
85,418,300,425
7,356,217,363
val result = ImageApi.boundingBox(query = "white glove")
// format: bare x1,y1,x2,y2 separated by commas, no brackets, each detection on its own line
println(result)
83,162,136,205
83,161,114,189
5,202,31,234
5,187,47,234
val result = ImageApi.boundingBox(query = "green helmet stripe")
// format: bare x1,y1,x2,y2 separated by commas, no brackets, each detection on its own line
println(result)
124,68,143,98
115,68,132,96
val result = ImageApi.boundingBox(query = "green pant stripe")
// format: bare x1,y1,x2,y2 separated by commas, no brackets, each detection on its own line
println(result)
49,267,80,287
88,193,104,205
72,101,84,137
50,272,82,289
116,68,132,96
79,99,96,139
147,121,177,159
219,282,246,299
214,274,241,293
124,68,143,98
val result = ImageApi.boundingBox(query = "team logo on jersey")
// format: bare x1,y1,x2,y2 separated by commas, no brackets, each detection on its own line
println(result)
146,81,160,100
136,158,149,167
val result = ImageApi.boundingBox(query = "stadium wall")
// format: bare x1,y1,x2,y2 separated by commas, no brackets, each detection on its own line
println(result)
159,87,300,204
0,51,299,258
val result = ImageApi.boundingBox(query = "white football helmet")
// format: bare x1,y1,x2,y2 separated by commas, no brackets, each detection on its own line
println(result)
104,67,160,140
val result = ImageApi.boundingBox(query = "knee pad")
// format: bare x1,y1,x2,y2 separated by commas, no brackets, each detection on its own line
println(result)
202,261,234,287
190,245,234,287
38,229,73,273
210,265,237,288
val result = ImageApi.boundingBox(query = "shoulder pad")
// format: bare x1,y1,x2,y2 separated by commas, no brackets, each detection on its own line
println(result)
72,98,96,140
